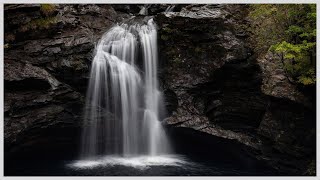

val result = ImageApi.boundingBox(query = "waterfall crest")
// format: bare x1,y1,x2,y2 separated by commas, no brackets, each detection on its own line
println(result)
81,19,171,158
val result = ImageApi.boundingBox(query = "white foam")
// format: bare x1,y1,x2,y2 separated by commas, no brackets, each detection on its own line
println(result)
67,154,191,170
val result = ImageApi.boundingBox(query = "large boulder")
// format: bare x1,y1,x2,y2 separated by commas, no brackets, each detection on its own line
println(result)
4,61,84,150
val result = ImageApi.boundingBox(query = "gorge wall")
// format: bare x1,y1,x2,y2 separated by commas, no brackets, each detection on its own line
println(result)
4,4,316,175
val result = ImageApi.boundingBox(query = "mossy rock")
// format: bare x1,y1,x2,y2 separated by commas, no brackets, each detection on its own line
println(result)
163,26,173,33
20,17,57,32
4,44,10,49
194,46,204,53
40,4,56,17
5,33,15,42
161,35,169,41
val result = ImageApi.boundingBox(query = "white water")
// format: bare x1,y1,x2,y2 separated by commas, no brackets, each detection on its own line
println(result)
80,19,171,159
165,5,175,12
68,155,192,170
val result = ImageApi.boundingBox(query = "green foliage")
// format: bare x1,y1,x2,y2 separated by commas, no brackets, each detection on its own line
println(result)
249,4,316,86
40,4,56,16
271,41,316,85
286,25,303,35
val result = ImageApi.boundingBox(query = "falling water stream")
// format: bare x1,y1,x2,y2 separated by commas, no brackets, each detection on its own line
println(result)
77,19,172,166
165,5,175,12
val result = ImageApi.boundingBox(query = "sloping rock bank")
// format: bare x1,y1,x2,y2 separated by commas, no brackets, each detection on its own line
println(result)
4,4,315,175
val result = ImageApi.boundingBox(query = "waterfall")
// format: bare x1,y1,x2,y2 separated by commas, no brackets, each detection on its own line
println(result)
80,19,171,159
139,5,150,15
165,5,175,12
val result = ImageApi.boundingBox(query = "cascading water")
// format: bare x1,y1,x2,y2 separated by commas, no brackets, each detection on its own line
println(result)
165,5,175,12
80,19,171,159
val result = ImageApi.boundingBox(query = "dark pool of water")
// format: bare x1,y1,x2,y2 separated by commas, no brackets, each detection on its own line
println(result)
4,127,280,176
5,153,277,176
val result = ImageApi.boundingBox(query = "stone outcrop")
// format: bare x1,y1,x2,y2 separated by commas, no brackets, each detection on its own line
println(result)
156,4,315,175
4,4,120,150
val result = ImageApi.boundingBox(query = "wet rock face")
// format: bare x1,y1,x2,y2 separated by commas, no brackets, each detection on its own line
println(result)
258,52,310,105
157,4,252,130
258,97,315,148
204,61,267,131
4,60,84,149
157,4,315,175
4,4,121,93
157,4,252,135
3,4,121,150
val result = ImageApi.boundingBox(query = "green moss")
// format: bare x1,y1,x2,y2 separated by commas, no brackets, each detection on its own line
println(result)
21,17,57,32
172,56,183,65
161,35,169,41
40,4,56,16
163,26,173,33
